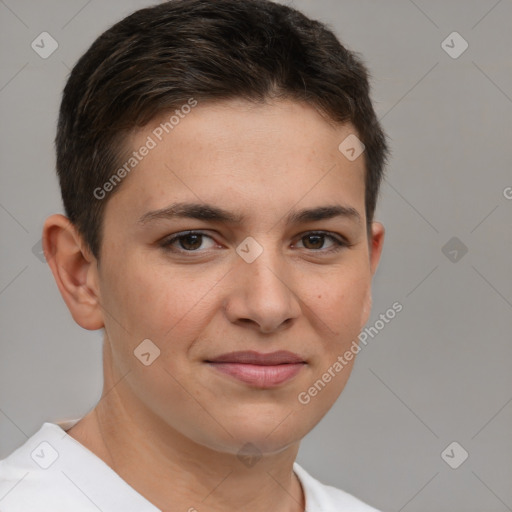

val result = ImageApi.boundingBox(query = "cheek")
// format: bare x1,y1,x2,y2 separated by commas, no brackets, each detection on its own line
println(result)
314,269,371,333
104,258,183,327
100,257,222,364
298,275,369,413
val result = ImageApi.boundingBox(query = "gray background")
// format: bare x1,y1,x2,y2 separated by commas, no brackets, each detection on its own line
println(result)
1,1,511,511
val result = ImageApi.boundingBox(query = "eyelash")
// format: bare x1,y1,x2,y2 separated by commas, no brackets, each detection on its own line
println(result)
159,230,350,255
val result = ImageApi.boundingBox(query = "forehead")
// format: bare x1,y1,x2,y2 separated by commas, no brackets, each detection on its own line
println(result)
104,98,366,225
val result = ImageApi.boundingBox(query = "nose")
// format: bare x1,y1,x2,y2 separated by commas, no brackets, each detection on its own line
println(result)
223,246,302,334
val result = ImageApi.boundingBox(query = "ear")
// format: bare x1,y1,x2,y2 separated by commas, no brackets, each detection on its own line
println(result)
42,214,104,330
360,221,385,326
369,221,385,276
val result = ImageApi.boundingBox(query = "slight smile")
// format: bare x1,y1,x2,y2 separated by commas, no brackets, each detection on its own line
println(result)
206,351,307,388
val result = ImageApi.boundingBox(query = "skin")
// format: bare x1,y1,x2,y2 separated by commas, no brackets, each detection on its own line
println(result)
43,98,384,512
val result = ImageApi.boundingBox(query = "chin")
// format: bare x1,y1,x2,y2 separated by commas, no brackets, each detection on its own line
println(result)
195,409,313,457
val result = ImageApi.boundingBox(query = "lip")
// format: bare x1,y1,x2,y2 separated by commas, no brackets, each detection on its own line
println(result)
206,351,306,388
207,350,305,365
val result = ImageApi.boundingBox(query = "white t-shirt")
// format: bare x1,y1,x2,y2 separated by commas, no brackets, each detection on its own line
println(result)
0,422,380,511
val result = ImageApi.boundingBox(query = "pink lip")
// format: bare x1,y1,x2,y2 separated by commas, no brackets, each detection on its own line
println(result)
206,351,306,388
208,350,304,365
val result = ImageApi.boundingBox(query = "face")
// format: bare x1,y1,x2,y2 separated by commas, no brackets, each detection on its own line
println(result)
85,98,383,455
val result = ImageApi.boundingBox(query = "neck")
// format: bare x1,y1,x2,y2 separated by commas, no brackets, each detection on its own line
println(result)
67,347,305,512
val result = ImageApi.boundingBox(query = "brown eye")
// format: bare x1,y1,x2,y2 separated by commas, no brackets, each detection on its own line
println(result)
161,231,216,252
302,234,326,250
295,232,348,253
177,233,203,251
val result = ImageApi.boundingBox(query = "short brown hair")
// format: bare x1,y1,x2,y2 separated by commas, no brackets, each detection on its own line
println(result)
56,0,390,259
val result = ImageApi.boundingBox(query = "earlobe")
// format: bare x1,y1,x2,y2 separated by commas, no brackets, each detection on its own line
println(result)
42,214,104,330
360,222,384,328
369,221,385,276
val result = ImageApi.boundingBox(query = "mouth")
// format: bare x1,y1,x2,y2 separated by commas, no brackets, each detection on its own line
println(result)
205,351,306,388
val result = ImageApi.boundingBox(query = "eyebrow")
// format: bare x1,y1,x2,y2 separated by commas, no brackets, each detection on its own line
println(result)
138,202,361,226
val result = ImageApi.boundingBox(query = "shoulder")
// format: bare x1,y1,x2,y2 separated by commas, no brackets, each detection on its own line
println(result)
0,422,157,512
0,423,75,510
293,462,381,512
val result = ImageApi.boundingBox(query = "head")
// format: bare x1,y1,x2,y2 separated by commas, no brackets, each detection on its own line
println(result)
44,0,389,456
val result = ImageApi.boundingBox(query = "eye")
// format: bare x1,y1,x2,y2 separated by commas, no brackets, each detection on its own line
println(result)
294,231,348,253
160,231,217,252
159,230,350,256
